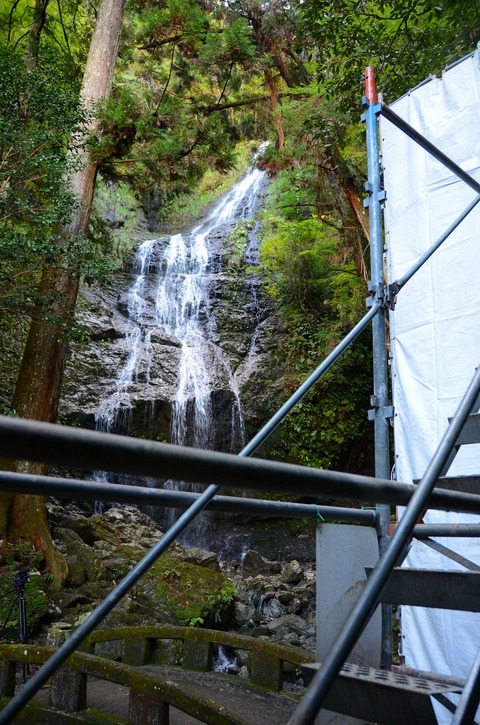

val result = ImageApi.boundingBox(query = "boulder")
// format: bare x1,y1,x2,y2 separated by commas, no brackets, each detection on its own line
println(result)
69,506,163,549
183,547,220,570
261,596,283,619
267,614,315,638
282,560,304,585
242,550,281,574
54,528,106,585
233,601,255,626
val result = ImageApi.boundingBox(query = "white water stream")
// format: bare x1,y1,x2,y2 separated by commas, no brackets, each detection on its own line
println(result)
93,150,269,535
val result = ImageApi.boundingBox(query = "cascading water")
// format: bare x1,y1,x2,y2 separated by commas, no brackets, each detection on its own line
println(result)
93,147,270,539
95,238,158,435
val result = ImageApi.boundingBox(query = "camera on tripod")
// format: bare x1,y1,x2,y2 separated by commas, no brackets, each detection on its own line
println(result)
12,568,29,592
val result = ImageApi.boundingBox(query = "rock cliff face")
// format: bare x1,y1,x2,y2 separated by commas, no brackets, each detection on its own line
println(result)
59,170,285,456
60,275,283,446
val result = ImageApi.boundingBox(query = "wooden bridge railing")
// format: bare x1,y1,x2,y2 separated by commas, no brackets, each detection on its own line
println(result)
0,626,314,723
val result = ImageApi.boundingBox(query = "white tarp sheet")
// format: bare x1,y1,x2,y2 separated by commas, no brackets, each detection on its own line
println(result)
381,50,480,721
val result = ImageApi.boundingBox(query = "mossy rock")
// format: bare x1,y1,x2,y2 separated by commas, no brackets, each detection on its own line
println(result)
142,553,236,628
54,528,106,586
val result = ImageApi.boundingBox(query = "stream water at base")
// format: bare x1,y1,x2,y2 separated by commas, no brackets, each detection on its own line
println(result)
93,148,270,546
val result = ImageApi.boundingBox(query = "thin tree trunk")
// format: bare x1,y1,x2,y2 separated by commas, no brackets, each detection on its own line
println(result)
265,70,284,150
27,0,49,68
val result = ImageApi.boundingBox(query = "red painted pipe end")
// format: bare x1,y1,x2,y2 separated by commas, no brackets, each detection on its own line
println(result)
365,66,377,104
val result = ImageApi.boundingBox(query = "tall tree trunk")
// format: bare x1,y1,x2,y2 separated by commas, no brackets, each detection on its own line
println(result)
1,0,126,590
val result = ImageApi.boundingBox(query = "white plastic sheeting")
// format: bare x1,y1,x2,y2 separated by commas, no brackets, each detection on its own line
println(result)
381,50,480,722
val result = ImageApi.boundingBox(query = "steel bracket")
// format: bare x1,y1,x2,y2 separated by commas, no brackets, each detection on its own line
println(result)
368,396,394,422
367,281,399,310
360,99,382,118
363,189,386,208
384,281,400,310
366,281,384,308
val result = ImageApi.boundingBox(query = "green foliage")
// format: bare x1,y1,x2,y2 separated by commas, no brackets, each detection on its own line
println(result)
259,106,372,472
279,330,372,471
261,218,338,310
0,49,85,319
259,214,372,471
301,0,480,113
0,0,95,71
90,0,265,197
198,18,256,68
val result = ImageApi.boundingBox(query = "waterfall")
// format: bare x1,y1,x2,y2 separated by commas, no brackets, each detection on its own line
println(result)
95,239,158,435
213,645,239,674
93,148,269,536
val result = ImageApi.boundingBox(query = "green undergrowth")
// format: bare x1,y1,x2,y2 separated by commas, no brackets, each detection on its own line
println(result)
258,139,373,475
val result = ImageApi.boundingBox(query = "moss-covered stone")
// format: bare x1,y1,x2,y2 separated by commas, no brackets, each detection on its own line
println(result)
145,554,236,628
54,528,106,586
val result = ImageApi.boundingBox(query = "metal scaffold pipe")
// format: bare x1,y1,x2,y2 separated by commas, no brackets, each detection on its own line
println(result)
0,415,480,512
364,64,392,669
1,415,480,512
0,470,378,525
287,360,480,725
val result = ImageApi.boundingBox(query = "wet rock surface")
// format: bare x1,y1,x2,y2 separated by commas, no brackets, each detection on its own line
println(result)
59,170,285,456
61,257,284,448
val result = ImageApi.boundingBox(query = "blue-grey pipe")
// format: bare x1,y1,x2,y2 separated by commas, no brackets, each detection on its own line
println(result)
0,470,378,525
287,363,480,724
413,523,480,538
365,92,391,669
1,416,480,511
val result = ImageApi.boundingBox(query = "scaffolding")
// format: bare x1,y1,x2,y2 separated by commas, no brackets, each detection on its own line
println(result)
1,58,480,723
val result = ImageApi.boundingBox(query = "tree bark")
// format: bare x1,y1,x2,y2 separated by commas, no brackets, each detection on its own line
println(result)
1,0,126,590
265,71,284,150
27,0,49,67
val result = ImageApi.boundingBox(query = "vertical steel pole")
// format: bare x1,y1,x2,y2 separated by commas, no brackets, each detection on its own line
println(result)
364,66,392,669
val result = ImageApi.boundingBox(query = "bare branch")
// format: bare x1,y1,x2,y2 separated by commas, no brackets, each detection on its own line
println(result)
153,41,176,115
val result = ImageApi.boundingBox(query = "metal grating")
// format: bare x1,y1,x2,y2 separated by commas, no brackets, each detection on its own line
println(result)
302,662,462,724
